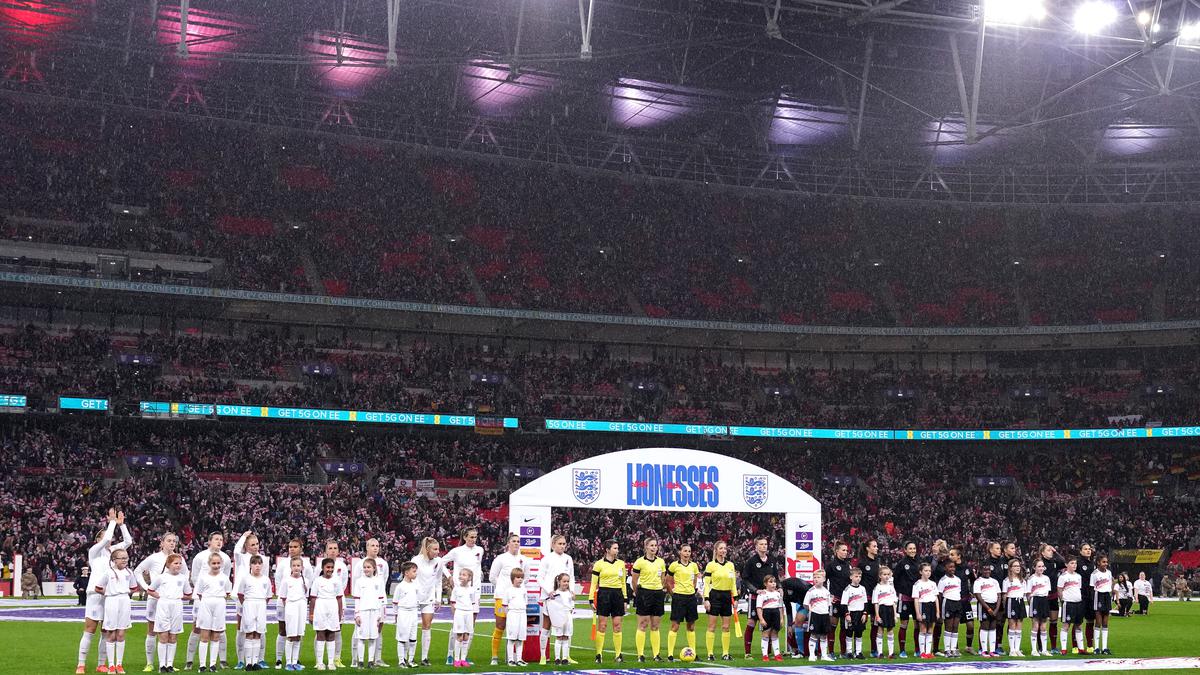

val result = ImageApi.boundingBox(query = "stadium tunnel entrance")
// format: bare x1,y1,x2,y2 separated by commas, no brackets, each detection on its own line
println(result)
508,447,823,582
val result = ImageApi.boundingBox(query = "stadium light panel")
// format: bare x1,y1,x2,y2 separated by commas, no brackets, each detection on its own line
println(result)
1073,2,1118,35
984,0,1045,25
1137,10,1151,25
1180,23,1200,40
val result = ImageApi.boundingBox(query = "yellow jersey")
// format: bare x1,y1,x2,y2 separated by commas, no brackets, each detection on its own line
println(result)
704,559,738,597
591,558,627,598
632,556,666,591
668,560,700,596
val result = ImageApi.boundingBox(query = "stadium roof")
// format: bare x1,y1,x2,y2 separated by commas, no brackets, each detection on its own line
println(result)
7,0,1200,202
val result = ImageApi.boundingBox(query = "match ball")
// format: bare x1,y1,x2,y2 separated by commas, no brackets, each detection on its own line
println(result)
679,647,696,662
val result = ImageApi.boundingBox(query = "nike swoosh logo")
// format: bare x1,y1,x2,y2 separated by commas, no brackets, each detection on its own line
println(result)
523,517,536,523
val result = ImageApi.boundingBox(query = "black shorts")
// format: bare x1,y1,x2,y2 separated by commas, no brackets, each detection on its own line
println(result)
670,593,699,624
898,598,916,621
1006,598,1027,620
1138,596,1149,612
1030,596,1051,618
1063,600,1084,624
808,613,831,636
830,601,846,619
1094,592,1111,615
844,611,865,635
635,588,666,617
918,602,937,625
760,609,782,633
979,600,1001,622
595,588,626,618
707,590,734,617
961,600,975,622
942,599,961,620
876,605,896,629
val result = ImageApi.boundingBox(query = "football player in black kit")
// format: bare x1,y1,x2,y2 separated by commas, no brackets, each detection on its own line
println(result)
824,542,852,657
1037,544,1065,653
949,546,977,655
894,542,921,658
741,536,784,659
857,540,881,657
1077,543,1097,652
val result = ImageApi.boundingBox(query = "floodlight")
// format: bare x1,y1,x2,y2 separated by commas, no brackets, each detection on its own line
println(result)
1073,2,1117,35
1180,22,1200,40
984,0,1044,25
1137,10,1151,25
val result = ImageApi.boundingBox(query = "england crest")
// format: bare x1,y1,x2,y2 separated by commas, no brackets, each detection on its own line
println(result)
743,474,768,509
572,468,601,505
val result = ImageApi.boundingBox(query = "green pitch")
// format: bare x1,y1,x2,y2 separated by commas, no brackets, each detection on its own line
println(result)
10,602,1200,675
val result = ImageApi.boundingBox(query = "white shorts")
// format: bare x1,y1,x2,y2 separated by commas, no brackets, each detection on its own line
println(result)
146,596,159,624
104,594,132,630
419,600,439,616
241,599,268,634
86,591,106,622
284,599,307,638
195,597,227,632
312,598,342,632
505,611,526,641
154,598,185,635
395,609,419,644
356,609,381,640
551,619,573,638
452,610,475,635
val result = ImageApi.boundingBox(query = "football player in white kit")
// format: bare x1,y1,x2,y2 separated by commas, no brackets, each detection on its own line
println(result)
442,528,484,665
133,532,179,672
274,538,314,669
236,555,274,670
350,538,390,667
77,509,133,675
186,533,231,670
233,531,270,669
193,553,233,673
411,537,446,666
537,535,575,665
94,547,138,675
147,553,194,672
320,540,350,668
488,534,531,665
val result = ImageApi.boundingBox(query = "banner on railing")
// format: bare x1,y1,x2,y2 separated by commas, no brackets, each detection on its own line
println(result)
59,396,108,411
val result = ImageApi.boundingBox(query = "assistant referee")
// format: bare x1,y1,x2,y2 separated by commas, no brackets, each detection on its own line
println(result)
703,540,739,661
591,540,628,663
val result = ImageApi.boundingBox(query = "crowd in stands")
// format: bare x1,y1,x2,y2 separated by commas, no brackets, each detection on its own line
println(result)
3,412,1199,582
3,325,1200,429
5,100,1200,328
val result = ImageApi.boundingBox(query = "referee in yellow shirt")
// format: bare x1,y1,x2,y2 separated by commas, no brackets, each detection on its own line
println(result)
591,540,627,663
667,543,701,660
632,537,667,662
704,540,739,660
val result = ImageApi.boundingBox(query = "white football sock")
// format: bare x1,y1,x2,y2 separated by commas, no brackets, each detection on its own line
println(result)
77,631,94,666
218,632,227,663
146,634,156,665
198,641,209,668
422,628,432,660
116,640,126,666
158,642,167,667
236,631,245,662
106,640,116,666
187,631,200,664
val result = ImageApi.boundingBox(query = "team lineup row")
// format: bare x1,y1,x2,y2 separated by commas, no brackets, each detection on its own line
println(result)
73,511,1138,673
